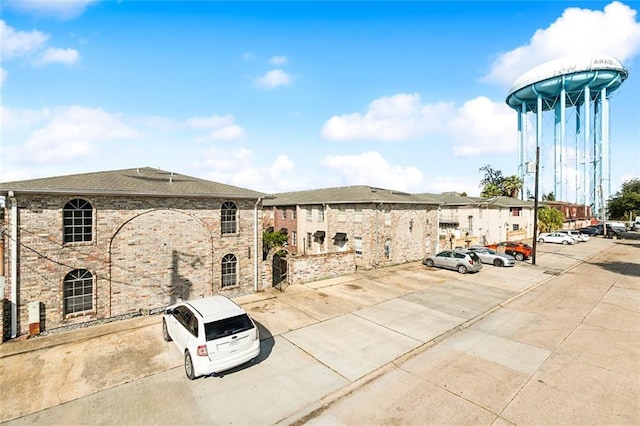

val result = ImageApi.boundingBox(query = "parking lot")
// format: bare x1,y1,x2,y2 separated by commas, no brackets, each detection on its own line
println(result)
1,236,638,424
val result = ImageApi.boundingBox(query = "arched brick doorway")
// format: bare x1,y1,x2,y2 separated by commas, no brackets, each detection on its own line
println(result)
109,210,212,316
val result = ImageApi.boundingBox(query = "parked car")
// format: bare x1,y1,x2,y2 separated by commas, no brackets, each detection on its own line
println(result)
163,295,261,380
422,250,482,274
557,230,590,242
591,223,624,237
577,226,599,236
537,232,576,244
465,246,516,267
485,241,532,261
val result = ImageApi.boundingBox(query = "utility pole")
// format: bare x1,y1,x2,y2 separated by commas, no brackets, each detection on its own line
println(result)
532,146,540,266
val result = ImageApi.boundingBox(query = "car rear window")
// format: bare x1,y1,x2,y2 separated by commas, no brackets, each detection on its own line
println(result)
205,314,254,341
468,253,481,263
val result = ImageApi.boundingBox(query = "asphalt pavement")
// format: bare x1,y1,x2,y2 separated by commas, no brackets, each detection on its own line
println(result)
0,235,638,425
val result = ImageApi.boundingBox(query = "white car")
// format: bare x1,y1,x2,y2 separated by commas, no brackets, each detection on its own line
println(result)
537,232,576,245
163,296,261,380
557,230,590,242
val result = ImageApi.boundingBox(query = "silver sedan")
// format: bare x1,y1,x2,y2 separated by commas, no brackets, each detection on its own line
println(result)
464,246,516,267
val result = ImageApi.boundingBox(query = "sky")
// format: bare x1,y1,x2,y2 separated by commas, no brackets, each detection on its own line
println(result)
1,1,639,200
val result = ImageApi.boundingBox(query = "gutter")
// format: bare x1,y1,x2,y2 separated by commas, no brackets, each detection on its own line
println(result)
254,198,261,292
0,188,270,200
9,191,17,338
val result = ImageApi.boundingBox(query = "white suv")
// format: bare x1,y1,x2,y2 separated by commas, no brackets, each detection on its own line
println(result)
557,230,590,242
163,296,261,380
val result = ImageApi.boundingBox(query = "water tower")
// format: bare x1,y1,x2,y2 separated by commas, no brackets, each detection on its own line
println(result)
506,54,628,218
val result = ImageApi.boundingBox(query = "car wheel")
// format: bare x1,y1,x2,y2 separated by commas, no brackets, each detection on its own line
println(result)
493,258,504,267
562,240,569,245
515,252,524,261
185,351,197,380
457,265,468,274
425,259,435,267
162,319,172,342
537,238,544,243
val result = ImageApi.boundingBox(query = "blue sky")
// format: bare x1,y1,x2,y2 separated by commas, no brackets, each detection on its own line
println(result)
1,1,639,199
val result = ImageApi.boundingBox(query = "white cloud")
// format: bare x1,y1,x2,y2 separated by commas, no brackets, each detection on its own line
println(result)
270,55,288,65
322,151,423,192
269,155,294,175
255,69,292,89
321,93,515,156
447,97,516,156
204,125,245,141
186,114,245,141
22,106,139,164
33,47,80,66
0,20,49,59
322,93,453,142
0,20,81,70
484,1,640,86
1,105,50,128
4,0,99,20
192,148,304,192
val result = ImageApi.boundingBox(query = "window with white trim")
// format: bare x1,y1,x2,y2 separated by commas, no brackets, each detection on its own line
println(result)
221,201,237,234
338,207,346,222
291,231,297,246
384,208,391,226
306,207,312,221
63,269,93,315
63,199,93,243
318,205,324,222
221,254,237,288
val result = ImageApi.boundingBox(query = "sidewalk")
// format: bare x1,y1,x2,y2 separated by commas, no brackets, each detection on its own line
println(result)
297,237,640,425
0,237,635,424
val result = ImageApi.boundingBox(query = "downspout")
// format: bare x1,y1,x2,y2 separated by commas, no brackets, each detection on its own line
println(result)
9,191,17,338
253,198,259,292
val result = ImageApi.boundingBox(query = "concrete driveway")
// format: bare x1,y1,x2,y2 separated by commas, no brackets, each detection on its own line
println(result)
0,236,637,424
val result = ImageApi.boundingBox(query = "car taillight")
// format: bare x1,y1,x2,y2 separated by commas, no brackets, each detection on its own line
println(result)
254,327,259,341
468,259,473,265
197,345,208,357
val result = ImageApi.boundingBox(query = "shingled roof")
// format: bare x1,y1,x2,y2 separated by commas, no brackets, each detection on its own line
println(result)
263,185,441,206
0,167,267,199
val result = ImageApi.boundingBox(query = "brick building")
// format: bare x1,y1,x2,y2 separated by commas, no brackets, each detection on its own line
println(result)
264,186,441,270
543,201,593,228
0,167,266,338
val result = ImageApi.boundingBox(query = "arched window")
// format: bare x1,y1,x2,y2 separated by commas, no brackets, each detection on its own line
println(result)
63,199,93,243
221,201,237,234
63,269,93,315
221,254,237,288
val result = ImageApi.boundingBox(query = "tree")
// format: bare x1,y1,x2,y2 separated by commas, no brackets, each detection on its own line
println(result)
480,182,502,198
478,165,523,198
607,178,640,220
502,175,524,198
262,230,288,260
537,206,564,233
542,192,556,202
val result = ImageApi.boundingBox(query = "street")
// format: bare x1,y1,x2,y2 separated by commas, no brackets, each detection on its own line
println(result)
1,236,638,425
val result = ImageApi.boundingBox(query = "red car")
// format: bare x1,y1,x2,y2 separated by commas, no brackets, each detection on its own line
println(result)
485,241,532,261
